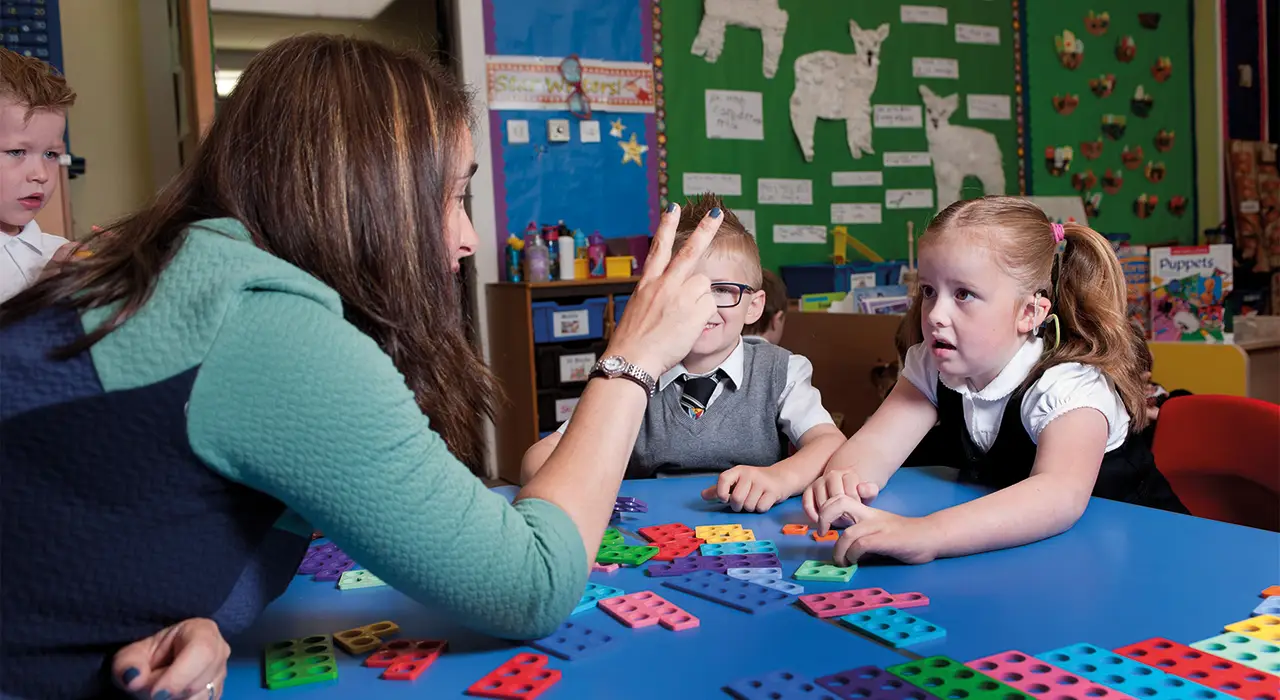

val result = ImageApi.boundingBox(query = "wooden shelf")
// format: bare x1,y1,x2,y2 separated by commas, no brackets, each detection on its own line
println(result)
493,276,642,288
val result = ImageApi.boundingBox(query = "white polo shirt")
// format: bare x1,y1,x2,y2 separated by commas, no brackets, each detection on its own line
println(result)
1,220,68,303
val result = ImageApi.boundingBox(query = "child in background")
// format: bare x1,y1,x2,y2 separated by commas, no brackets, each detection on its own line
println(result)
523,194,845,513
805,195,1187,566
744,268,788,344
0,48,76,304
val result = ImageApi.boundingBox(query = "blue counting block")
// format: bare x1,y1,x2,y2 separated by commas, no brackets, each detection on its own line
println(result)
1255,596,1280,616
662,571,796,614
701,540,779,556
839,607,946,648
726,669,841,700
528,621,617,661
727,567,782,580
750,578,805,595
1036,642,1228,700
573,582,625,615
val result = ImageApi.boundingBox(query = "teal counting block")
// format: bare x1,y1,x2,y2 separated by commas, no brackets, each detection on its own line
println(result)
793,560,856,583
1190,633,1280,676
337,569,387,590
839,607,946,648
700,540,779,556
1037,642,1229,700
574,582,625,615
727,567,783,581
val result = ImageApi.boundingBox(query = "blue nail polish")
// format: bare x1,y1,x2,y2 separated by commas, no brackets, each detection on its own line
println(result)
153,691,171,700
709,207,722,218
666,202,676,213
122,668,139,685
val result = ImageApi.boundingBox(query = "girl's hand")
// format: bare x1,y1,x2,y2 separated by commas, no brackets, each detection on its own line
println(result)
802,470,879,523
700,465,791,513
816,494,939,567
112,618,229,699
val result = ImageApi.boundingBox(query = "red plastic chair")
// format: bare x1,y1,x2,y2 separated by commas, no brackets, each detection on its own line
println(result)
1152,395,1280,531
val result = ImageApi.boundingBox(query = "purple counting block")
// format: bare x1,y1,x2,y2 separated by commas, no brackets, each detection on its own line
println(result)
726,669,840,700
309,543,340,555
815,666,938,700
313,559,355,581
646,553,781,577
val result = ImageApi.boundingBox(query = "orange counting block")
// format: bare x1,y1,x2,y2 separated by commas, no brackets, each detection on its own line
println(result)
812,530,839,542
1263,585,1280,598
782,524,809,536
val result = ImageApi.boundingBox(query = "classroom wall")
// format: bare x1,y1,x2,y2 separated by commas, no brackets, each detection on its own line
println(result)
1194,0,1224,234
211,0,437,53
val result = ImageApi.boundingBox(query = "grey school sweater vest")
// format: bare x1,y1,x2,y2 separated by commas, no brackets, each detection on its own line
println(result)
626,336,791,478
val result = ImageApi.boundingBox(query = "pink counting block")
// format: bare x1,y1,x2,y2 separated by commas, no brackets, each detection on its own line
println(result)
591,563,620,573
967,651,1139,700
597,591,699,631
798,588,930,619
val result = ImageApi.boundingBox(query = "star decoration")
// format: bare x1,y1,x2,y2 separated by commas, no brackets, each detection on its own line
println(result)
609,118,626,138
619,132,648,166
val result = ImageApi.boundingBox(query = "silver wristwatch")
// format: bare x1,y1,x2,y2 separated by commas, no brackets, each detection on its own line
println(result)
589,355,657,397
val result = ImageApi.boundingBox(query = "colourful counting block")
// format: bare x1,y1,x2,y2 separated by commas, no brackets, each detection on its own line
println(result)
1191,634,1280,676
651,538,705,561
701,540,778,556
798,589,930,619
638,523,695,543
888,656,1034,700
839,607,945,648
726,669,842,700
596,591,699,631
646,553,781,577
1037,642,1231,699
696,524,744,539
364,639,446,669
728,567,783,580
600,528,625,547
528,621,617,661
662,571,797,614
574,582,625,615
751,578,806,595
782,524,810,536
1115,637,1279,700
968,651,1138,700
815,665,940,700
1255,597,1280,617
1226,615,1280,642
590,562,620,573
1263,587,1280,598
596,544,658,566
466,653,561,700
263,634,339,690
704,530,757,544
613,496,647,514
812,530,840,542
337,569,387,590
334,621,399,654
314,559,356,581
794,560,856,583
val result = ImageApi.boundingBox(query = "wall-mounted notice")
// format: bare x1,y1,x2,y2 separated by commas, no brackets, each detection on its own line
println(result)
955,23,1000,45
831,203,883,225
706,89,764,140
737,209,757,237
873,105,923,128
885,189,935,210
912,57,959,79
773,225,828,244
682,172,743,197
832,171,884,187
758,178,813,205
900,5,948,25
967,94,1012,120
883,152,932,167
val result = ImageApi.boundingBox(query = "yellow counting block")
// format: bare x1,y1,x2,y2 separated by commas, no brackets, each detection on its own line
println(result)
1225,614,1280,642
702,530,756,544
334,620,400,655
695,524,744,539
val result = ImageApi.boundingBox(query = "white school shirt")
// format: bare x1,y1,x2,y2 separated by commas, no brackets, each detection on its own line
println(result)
901,336,1130,453
1,220,68,304
558,336,835,445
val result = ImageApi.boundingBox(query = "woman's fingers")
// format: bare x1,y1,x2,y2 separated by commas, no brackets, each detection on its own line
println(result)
640,204,681,283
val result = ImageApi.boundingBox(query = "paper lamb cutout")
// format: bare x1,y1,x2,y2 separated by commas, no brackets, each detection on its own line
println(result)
920,85,1006,210
691,0,790,79
789,21,890,162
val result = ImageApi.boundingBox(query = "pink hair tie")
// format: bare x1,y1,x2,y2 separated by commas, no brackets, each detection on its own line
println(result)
1051,223,1066,242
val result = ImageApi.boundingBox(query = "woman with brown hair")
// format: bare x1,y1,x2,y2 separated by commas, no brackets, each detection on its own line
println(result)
0,35,721,699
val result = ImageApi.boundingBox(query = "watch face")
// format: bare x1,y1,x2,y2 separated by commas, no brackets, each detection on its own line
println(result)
601,356,625,373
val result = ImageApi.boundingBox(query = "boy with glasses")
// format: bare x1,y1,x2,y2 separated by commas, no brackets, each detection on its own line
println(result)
521,195,844,513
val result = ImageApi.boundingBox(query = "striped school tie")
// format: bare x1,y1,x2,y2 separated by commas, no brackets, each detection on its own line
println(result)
679,372,720,419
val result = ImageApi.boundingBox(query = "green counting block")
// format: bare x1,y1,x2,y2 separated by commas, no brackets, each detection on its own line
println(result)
601,528,625,547
263,634,339,690
1192,633,1280,675
839,607,946,648
596,544,658,566
337,569,387,590
889,656,1034,700
793,560,856,583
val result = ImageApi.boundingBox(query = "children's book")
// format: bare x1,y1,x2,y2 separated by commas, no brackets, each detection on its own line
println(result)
852,284,909,313
1117,244,1150,337
1149,245,1233,342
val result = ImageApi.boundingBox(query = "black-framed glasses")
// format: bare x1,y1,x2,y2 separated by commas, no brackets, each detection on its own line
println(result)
711,283,755,308
559,54,591,119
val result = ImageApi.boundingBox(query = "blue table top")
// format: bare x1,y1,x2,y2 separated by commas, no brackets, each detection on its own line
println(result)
224,467,1279,698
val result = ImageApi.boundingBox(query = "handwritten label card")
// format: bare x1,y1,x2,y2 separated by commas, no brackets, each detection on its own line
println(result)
883,152,932,167
758,178,813,205
773,225,827,244
737,209,757,237
901,5,948,24
874,105,923,128
967,94,1012,120
682,173,742,197
832,171,884,187
955,24,1000,45
706,89,764,140
831,203,883,225
912,57,959,79
886,189,935,210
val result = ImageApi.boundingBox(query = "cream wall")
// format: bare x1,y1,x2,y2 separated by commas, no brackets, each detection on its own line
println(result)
211,0,436,53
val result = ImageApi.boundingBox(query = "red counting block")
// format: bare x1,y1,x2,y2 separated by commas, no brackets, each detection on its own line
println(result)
1116,637,1279,700
650,538,705,561
364,639,446,669
466,653,561,700
638,523,695,544
798,588,930,619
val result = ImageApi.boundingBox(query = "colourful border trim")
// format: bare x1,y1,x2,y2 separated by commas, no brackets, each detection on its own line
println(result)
642,0,659,233
651,0,668,208
1012,0,1028,195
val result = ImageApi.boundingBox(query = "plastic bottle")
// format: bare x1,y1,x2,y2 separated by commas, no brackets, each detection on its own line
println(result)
558,229,576,280
574,229,588,259
524,231,551,283
544,226,560,280
505,234,524,282
588,231,607,278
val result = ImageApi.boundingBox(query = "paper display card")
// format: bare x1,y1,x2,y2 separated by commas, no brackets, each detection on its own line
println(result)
682,172,743,197
850,272,878,288
559,353,597,384
773,225,827,244
912,57,959,79
554,397,580,423
831,203,883,225
552,309,590,339
967,94,1012,120
900,5,947,25
885,189,935,210
883,152,932,167
579,120,601,143
758,178,813,205
832,171,884,187
706,89,764,140
873,105,923,128
955,23,1000,45
737,209,757,237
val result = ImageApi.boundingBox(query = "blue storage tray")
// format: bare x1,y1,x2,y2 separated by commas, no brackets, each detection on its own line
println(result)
613,294,631,325
531,297,608,344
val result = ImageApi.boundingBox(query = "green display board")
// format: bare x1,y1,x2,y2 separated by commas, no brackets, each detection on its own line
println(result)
656,1,1022,271
1025,1,1196,244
